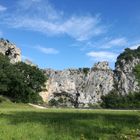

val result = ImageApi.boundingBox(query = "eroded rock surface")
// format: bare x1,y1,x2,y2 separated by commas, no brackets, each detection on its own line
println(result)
1,38,139,107
115,58,140,94
0,38,21,63
41,62,115,107
41,46,140,107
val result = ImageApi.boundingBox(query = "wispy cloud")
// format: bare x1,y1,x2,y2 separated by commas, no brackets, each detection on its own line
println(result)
1,0,105,41
101,37,127,49
36,45,59,54
87,51,118,62
22,55,33,61
129,43,140,49
0,5,7,12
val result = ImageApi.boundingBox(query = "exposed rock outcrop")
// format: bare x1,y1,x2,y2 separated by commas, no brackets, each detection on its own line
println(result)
115,48,140,94
0,38,21,63
1,38,139,107
40,47,140,107
41,62,115,107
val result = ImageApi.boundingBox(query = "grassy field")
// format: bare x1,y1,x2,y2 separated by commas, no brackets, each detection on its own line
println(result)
0,101,140,140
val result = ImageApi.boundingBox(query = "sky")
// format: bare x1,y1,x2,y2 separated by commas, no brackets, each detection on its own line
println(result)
0,0,140,70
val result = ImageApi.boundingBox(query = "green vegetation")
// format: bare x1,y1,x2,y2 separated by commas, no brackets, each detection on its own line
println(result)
79,68,90,76
115,46,140,67
0,101,140,140
88,103,102,109
82,68,90,76
101,63,140,109
101,91,140,109
49,98,59,106
134,64,140,85
0,53,46,103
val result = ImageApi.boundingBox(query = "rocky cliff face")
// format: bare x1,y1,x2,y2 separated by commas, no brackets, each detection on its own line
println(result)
40,62,115,107
1,38,139,107
115,56,140,94
0,38,21,63
40,47,140,107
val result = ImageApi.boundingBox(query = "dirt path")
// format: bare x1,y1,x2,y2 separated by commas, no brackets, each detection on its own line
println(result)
28,103,47,109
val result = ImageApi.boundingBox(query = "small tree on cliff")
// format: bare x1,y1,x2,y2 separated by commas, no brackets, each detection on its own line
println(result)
134,64,140,85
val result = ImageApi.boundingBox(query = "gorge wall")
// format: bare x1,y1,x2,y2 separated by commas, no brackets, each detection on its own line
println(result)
40,62,115,107
40,47,140,107
0,39,139,107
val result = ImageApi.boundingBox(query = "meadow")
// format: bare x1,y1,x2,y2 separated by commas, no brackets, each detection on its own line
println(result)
0,101,140,140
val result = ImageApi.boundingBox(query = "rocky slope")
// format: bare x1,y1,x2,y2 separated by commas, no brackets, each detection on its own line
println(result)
40,62,115,107
0,38,139,107
115,47,140,94
40,47,140,107
0,38,21,63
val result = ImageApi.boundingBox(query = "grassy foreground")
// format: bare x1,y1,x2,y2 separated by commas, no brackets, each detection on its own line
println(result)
0,102,140,140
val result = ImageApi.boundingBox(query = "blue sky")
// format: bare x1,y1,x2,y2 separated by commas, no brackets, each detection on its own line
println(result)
0,0,140,70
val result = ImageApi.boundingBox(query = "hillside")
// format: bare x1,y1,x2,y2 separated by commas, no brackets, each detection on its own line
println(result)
40,47,140,107
0,39,140,108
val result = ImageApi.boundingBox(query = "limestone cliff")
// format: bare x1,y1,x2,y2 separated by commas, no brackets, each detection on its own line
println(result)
0,38,21,63
115,47,140,94
1,38,139,107
41,62,115,107
40,47,140,107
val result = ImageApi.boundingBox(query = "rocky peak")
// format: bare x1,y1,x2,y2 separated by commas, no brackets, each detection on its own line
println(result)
0,38,21,63
115,47,140,94
40,62,115,107
40,47,140,107
92,61,110,70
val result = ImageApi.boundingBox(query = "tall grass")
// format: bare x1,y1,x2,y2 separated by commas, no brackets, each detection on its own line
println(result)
0,101,140,140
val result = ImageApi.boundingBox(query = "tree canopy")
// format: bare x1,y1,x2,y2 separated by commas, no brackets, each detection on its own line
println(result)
134,64,140,86
0,53,46,103
115,46,140,67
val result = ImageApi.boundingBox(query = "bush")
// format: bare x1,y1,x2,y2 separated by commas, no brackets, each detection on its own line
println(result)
48,99,59,106
88,103,102,109
0,96,6,103
82,68,90,76
101,91,140,109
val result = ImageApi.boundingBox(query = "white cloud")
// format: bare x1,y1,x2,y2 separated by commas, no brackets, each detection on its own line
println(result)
129,44,140,49
22,55,33,61
0,5,7,12
87,51,118,62
109,38,127,46
36,46,59,54
101,37,127,49
2,0,105,41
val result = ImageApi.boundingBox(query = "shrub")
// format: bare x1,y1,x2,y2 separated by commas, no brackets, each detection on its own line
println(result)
82,68,90,76
88,103,102,109
48,99,59,106
101,91,140,109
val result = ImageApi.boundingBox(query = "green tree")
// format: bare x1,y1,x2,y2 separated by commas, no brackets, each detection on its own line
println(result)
0,53,46,103
134,64,140,85
115,46,140,67
15,62,46,93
